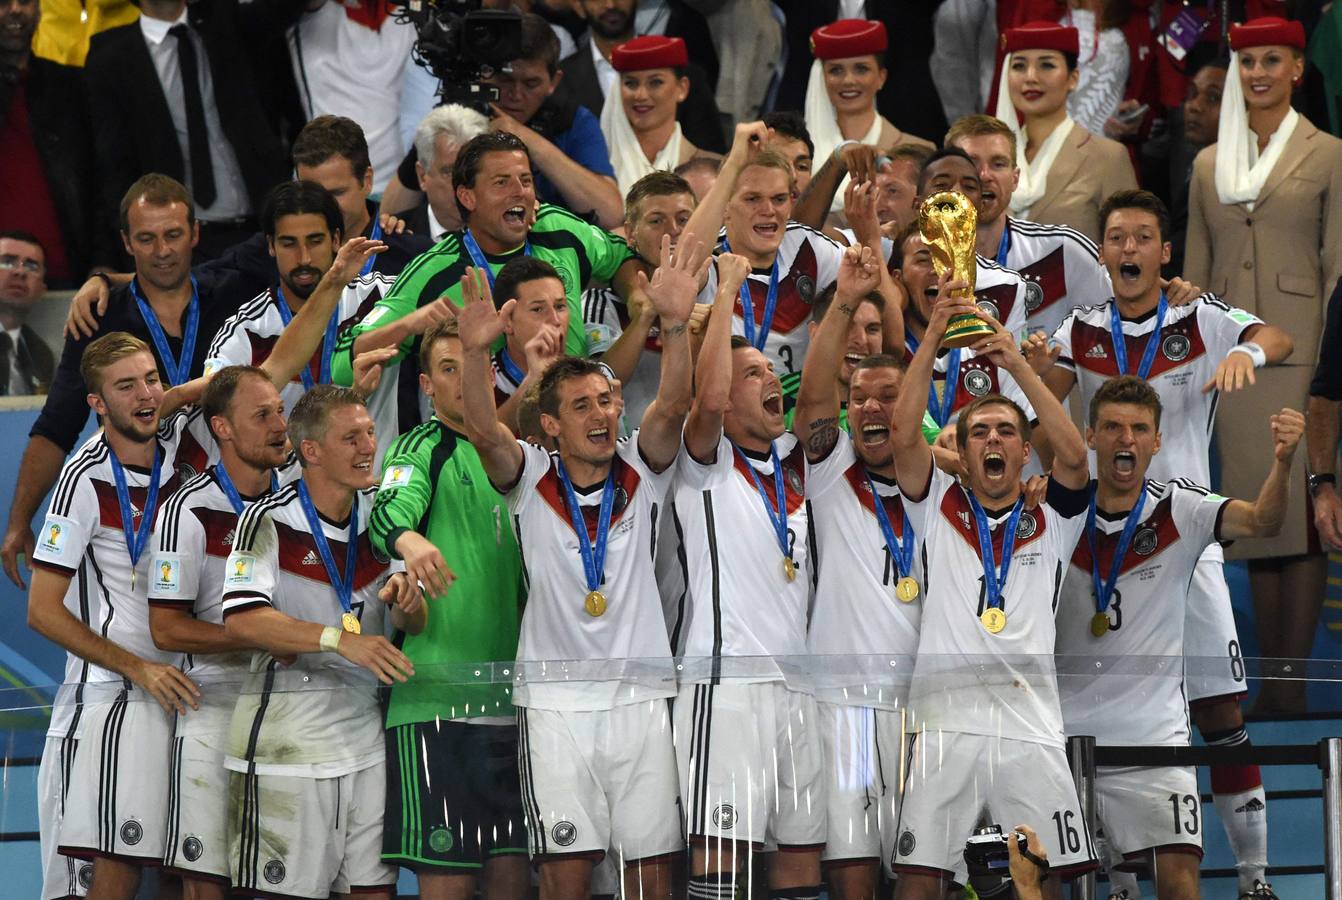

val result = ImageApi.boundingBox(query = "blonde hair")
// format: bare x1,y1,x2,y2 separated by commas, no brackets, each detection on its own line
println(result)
80,333,154,393
731,149,797,196
945,114,1018,163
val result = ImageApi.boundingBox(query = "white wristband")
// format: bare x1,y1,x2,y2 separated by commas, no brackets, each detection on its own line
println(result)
319,626,342,653
1228,342,1266,368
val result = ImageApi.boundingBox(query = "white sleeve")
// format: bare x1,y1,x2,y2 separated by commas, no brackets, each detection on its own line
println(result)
1051,312,1078,373
696,258,721,305
504,442,556,516
148,496,208,607
1172,480,1230,547
813,231,846,292
32,475,96,574
674,432,735,492
621,432,674,500
901,462,952,537
582,288,624,355
804,431,857,499
204,309,255,370
221,508,277,616
1198,300,1264,360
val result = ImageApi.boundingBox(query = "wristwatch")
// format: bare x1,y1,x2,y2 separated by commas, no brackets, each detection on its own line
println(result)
1308,473,1336,497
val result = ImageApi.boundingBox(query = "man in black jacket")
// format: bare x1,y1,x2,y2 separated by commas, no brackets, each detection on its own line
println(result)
0,0,95,287
83,0,288,266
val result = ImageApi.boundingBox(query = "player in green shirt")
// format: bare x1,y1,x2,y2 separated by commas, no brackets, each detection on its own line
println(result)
369,318,529,896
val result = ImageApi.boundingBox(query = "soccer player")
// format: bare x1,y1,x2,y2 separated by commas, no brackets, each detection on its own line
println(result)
147,366,294,899
946,114,1112,336
456,227,703,899
221,385,425,898
1056,376,1303,900
27,334,207,900
369,318,530,900
1040,190,1293,896
780,283,884,430
888,275,1097,897
672,246,823,900
792,244,919,900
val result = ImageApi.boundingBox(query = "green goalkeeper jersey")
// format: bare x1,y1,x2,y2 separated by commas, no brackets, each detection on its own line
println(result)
370,418,524,726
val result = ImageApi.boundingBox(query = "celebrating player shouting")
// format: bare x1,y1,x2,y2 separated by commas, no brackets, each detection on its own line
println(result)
1056,376,1302,899
889,277,1098,897
457,231,703,900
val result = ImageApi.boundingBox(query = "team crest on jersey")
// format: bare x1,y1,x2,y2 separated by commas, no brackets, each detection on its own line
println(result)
898,830,916,856
381,464,415,489
975,300,1000,321
38,516,69,559
154,556,181,593
712,804,737,829
183,835,204,861
429,827,454,853
795,273,816,303
1015,512,1037,540
177,462,199,482
963,369,992,397
120,820,143,846
1023,279,1045,313
1133,527,1158,556
226,554,256,586
785,466,804,496
264,859,286,884
78,864,93,889
1162,333,1191,361
613,485,630,515
551,821,577,846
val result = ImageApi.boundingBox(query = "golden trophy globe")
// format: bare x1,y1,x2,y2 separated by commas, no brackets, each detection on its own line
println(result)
919,191,994,349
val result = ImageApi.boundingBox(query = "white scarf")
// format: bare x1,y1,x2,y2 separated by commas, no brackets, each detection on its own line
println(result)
600,86,685,197
992,53,1075,216
803,59,884,214
1214,51,1301,211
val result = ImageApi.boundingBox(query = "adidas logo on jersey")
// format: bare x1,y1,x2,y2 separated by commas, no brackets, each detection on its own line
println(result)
1236,797,1266,814
301,550,322,566
1085,344,1108,359
223,529,235,547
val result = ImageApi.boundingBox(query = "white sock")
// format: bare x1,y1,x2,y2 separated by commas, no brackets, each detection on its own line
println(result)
1213,785,1269,892
1106,868,1142,899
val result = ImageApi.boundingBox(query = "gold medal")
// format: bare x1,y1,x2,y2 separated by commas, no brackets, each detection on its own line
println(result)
895,576,920,603
783,557,797,582
980,608,1006,634
1090,612,1110,638
341,612,361,634
585,590,607,617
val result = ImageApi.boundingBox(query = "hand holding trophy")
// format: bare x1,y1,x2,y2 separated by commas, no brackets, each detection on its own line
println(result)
919,191,993,348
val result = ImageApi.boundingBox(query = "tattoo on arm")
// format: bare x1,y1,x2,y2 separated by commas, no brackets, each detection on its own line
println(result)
663,323,687,337
836,303,854,316
806,417,840,458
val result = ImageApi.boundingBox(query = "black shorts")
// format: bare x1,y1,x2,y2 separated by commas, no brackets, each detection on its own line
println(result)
382,720,529,870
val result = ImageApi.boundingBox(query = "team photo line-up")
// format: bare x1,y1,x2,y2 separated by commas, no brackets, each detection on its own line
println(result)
10,14,1341,900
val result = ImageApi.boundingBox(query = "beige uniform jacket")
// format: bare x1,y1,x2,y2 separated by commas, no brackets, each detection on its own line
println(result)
1024,126,1138,244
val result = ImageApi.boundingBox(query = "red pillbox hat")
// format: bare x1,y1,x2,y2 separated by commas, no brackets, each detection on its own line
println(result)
1229,16,1306,51
1001,20,1080,56
810,19,888,60
611,35,689,72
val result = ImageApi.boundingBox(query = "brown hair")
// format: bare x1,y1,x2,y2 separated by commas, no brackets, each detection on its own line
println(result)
537,357,608,418
516,383,548,447
853,352,907,374
292,115,372,182
80,332,154,393
201,365,273,440
119,174,195,234
944,114,1018,163
418,318,461,372
955,393,1032,448
288,384,367,467
1099,189,1171,243
625,171,696,225
886,143,935,171
1089,374,1163,429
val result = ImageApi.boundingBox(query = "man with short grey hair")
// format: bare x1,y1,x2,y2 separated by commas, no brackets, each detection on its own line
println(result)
406,105,490,242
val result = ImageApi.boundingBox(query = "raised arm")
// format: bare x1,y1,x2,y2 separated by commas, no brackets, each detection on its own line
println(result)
681,122,768,269
1218,408,1304,539
843,179,905,352
456,268,526,487
636,236,709,471
795,243,881,460
794,143,887,230
684,253,751,461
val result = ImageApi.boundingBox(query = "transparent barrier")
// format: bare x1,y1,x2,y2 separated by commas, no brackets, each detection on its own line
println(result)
6,654,1341,899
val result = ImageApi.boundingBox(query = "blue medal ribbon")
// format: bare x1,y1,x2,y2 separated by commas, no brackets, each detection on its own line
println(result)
905,333,960,429
554,457,615,595
865,471,914,580
132,276,200,386
1110,292,1168,378
966,491,1025,612
108,444,162,573
361,214,383,278
213,463,279,515
497,347,527,386
1086,482,1148,618
720,238,781,351
274,285,340,389
295,481,359,616
733,443,791,561
461,229,531,291
994,221,1011,267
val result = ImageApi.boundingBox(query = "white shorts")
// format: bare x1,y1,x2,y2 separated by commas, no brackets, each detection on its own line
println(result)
518,701,683,862
229,762,397,898
59,690,175,863
675,682,825,849
1184,546,1247,704
38,735,91,899
892,732,1098,882
1095,766,1203,865
163,735,230,883
817,703,908,866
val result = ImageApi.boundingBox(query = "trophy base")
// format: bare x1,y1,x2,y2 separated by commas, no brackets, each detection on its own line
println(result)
941,314,995,349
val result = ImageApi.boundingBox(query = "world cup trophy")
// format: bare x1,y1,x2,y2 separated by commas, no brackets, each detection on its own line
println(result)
919,191,994,348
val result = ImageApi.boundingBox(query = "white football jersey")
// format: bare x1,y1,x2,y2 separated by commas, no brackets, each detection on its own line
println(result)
697,223,846,377
221,482,396,777
32,411,202,737
583,285,662,427
902,464,1089,747
1056,479,1227,747
997,217,1112,337
972,255,1030,340
806,433,922,709
1052,295,1262,485
505,437,676,711
672,433,811,686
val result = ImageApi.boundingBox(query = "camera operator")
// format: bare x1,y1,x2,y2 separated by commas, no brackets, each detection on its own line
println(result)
386,14,624,229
